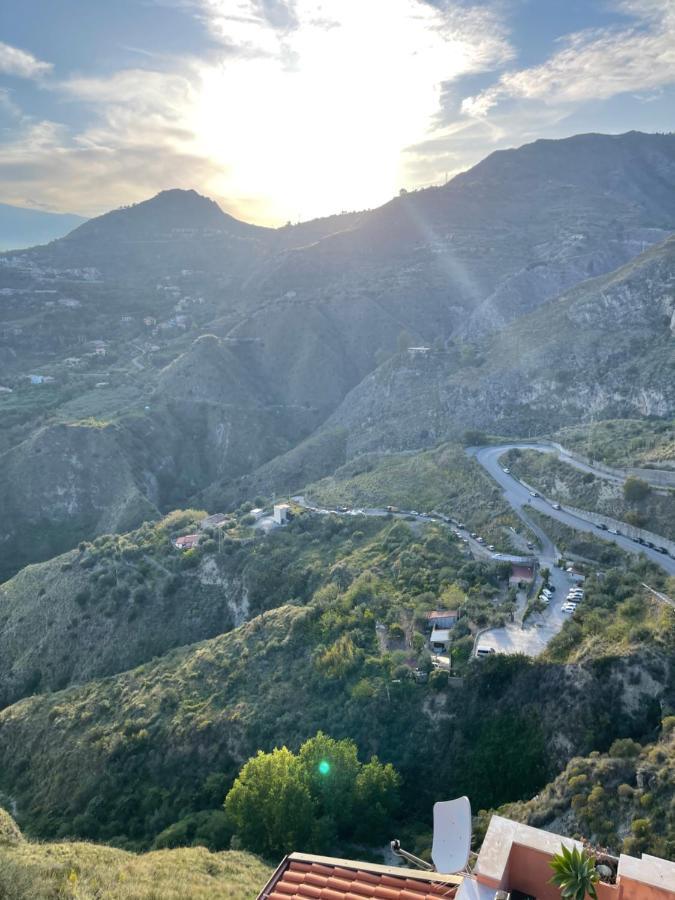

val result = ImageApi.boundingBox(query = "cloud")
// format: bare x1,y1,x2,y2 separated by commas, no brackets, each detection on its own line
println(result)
186,0,514,221
0,41,52,79
461,0,675,117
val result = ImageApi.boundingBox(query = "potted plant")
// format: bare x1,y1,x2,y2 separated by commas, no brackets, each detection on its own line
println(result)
549,844,599,900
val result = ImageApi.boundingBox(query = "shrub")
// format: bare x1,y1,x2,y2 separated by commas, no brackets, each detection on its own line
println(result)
609,738,641,758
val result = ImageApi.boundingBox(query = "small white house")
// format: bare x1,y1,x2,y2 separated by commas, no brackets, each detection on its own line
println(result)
250,508,265,521
273,503,290,525
430,627,452,653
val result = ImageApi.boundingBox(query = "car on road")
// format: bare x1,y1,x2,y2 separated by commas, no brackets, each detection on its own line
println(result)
470,532,477,538
477,536,485,543
458,523,466,529
488,544,495,551
502,467,510,474
475,646,496,658
597,522,608,530
529,491,538,497
552,503,561,510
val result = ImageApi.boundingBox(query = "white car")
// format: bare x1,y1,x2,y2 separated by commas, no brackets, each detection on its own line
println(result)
561,603,576,613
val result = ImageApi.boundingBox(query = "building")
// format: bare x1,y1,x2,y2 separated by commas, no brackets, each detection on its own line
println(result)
408,346,431,355
273,503,291,525
430,627,453,652
427,610,458,629
174,534,200,550
258,811,675,900
250,508,265,521
509,564,534,586
199,513,228,530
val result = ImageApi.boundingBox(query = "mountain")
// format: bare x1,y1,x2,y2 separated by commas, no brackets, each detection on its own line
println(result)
0,203,85,251
311,232,675,459
2,132,675,578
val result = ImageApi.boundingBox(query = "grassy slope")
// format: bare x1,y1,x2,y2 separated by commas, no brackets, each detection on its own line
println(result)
0,508,396,709
0,555,670,851
499,721,675,859
303,443,521,551
505,448,675,540
0,808,270,900
555,419,675,469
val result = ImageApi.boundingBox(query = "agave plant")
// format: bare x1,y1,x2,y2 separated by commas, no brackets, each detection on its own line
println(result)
549,844,600,900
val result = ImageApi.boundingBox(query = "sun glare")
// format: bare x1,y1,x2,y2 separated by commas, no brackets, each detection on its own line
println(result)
191,0,481,224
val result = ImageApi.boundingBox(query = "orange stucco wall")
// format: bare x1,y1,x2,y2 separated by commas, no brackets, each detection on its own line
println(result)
503,844,620,900
619,877,675,900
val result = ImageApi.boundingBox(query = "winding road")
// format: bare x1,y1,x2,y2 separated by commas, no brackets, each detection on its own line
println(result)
468,443,675,577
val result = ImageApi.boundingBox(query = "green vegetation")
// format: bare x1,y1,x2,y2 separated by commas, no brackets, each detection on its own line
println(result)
503,448,675,540
506,717,675,859
545,563,675,664
224,733,399,857
305,442,521,550
549,845,599,900
0,807,270,899
528,509,634,568
555,419,675,469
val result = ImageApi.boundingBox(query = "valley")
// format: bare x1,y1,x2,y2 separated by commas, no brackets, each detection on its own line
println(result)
0,130,674,894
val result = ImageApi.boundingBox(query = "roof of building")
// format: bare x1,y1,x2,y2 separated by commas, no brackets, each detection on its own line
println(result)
430,629,452,643
510,565,534,579
259,853,461,900
427,611,458,620
175,533,199,546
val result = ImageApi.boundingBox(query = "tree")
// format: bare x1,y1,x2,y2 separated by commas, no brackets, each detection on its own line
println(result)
225,733,402,855
352,757,400,842
224,747,313,857
623,476,650,504
298,732,360,831
549,844,599,900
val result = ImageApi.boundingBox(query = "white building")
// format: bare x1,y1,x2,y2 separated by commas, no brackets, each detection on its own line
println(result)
273,503,290,525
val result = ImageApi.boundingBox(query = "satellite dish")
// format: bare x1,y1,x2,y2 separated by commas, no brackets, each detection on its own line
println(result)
431,796,472,874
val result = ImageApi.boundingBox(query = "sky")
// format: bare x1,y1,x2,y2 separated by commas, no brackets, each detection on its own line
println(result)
0,0,674,226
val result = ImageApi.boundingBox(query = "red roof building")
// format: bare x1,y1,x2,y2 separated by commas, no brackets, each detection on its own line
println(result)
259,854,461,900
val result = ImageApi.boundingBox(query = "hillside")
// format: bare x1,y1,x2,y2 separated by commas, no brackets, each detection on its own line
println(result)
318,233,675,457
0,541,670,850
502,447,675,540
0,807,270,900
2,133,675,579
501,719,675,860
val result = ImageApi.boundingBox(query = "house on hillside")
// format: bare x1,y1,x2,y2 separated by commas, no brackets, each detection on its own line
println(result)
273,503,291,525
426,610,458,630
430,627,452,653
259,805,675,900
174,534,200,550
200,513,228,530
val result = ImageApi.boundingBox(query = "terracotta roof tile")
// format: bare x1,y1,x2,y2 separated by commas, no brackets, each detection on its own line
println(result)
259,856,459,900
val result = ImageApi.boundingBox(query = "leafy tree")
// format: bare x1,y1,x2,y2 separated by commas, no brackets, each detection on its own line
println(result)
298,732,360,831
549,844,599,900
224,734,401,855
224,747,313,857
353,757,400,842
623,476,650,504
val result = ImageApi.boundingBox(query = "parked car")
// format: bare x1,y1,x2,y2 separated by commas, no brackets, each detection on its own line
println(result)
503,467,510,474
552,502,561,510
488,544,495,551
475,646,496,658
597,522,608,530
